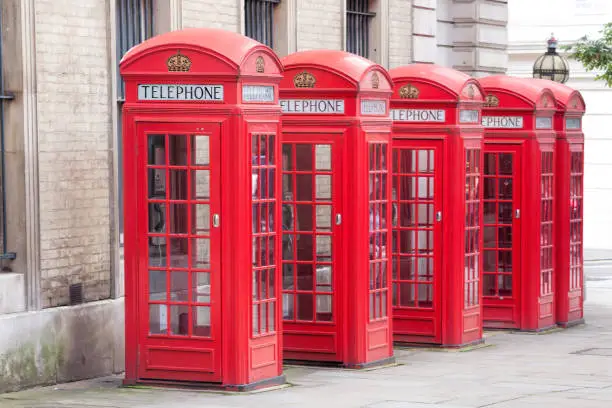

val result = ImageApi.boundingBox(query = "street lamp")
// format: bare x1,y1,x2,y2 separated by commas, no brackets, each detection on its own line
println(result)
533,33,570,83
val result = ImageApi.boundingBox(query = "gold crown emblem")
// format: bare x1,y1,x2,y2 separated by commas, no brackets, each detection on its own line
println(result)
167,50,191,72
542,96,549,107
484,94,499,107
399,84,419,99
256,56,265,73
293,71,316,88
571,99,578,109
372,73,380,89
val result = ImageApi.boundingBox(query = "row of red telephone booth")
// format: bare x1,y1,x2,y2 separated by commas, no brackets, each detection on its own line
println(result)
119,28,585,390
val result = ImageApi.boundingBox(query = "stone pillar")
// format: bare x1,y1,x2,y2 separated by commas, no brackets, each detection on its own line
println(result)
412,0,437,63
451,0,508,76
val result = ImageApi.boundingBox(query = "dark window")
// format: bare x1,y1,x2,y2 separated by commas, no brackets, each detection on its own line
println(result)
346,0,375,58
116,0,155,238
244,0,280,48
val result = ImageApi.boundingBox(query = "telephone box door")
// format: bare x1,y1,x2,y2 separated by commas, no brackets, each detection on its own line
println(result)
138,122,222,383
391,140,443,344
281,135,343,362
483,145,522,328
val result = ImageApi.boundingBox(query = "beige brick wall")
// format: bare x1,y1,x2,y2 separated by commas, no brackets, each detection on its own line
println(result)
296,0,343,51
182,0,240,31
34,0,112,307
389,0,413,68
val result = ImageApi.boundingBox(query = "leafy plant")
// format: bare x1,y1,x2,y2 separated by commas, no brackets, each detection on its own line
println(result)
563,22,612,87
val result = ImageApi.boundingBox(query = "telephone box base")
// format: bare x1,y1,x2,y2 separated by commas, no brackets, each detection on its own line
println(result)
394,338,485,350
557,318,585,329
284,356,396,370
122,375,287,393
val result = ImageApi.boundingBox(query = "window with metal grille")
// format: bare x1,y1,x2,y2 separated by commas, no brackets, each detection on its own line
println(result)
245,0,280,48
346,0,375,58
116,0,155,238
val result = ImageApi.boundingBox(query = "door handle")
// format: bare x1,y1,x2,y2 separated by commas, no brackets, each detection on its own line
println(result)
515,209,521,219
335,214,342,225
436,211,442,222
212,214,220,228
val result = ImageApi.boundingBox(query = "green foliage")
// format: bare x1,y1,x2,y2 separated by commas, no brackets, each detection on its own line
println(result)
563,22,612,87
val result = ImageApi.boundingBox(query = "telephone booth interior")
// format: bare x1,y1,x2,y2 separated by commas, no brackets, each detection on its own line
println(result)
279,50,394,368
528,79,586,328
478,76,558,331
119,28,284,390
389,64,485,347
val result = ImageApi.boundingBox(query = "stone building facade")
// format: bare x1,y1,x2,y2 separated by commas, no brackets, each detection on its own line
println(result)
0,0,508,392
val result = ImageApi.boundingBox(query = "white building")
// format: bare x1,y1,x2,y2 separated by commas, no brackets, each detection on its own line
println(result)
507,0,612,261
0,0,509,392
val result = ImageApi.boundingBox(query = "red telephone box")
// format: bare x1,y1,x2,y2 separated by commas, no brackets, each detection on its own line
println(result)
389,64,485,347
278,50,394,368
478,76,557,331
528,79,586,328
120,28,284,390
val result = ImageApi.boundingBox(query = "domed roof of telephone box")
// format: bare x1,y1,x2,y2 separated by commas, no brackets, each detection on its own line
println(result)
390,64,483,100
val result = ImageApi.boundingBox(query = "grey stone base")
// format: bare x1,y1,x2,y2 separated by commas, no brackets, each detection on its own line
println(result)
0,298,124,393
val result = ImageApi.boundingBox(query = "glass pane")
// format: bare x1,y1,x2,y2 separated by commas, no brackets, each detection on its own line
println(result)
315,175,332,201
399,257,415,280
498,203,513,224
148,134,165,165
418,150,434,173
296,234,313,260
191,238,211,269
149,270,166,301
296,204,314,231
417,284,433,307
483,227,496,249
399,177,416,200
316,265,332,291
484,178,496,199
315,144,332,170
499,178,513,199
170,271,189,302
148,168,166,199
484,154,496,175
499,275,512,296
316,294,332,321
170,238,189,268
259,269,268,300
253,304,259,335
170,305,189,336
257,169,268,200
282,263,294,289
169,135,187,165
282,144,293,171
499,153,513,175
483,202,496,222
316,235,332,262
399,204,415,227
297,263,314,290
399,150,417,173
149,237,167,267
269,301,276,331
499,251,512,272
148,203,166,234
316,205,332,232
191,170,210,200
283,293,294,320
191,135,209,166
268,135,275,164
192,272,211,303
192,204,210,235
418,258,433,281
295,144,313,171
169,204,188,234
282,175,294,200
417,231,433,254
149,304,167,335
260,303,268,333
169,170,188,200
297,294,314,320
398,230,416,253
484,251,496,272
296,174,313,201
282,233,294,261
192,306,211,337
399,283,415,307
483,274,496,296
417,204,434,227
498,227,512,248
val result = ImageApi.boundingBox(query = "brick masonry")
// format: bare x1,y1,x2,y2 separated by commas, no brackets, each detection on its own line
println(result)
296,0,343,51
182,0,240,31
34,0,112,307
389,0,413,68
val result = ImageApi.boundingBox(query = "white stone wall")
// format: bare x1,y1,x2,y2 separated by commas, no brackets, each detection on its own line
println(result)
181,0,240,31
34,0,112,307
507,0,612,258
296,0,343,51
389,0,413,68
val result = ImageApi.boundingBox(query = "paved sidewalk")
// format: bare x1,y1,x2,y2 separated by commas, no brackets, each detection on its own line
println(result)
1,277,611,408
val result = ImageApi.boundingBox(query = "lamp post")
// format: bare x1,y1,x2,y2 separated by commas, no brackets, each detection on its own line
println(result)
533,34,570,83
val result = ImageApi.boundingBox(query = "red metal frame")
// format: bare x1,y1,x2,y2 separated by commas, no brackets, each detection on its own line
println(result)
527,79,586,327
279,50,394,367
120,28,285,389
479,76,558,331
389,64,485,347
